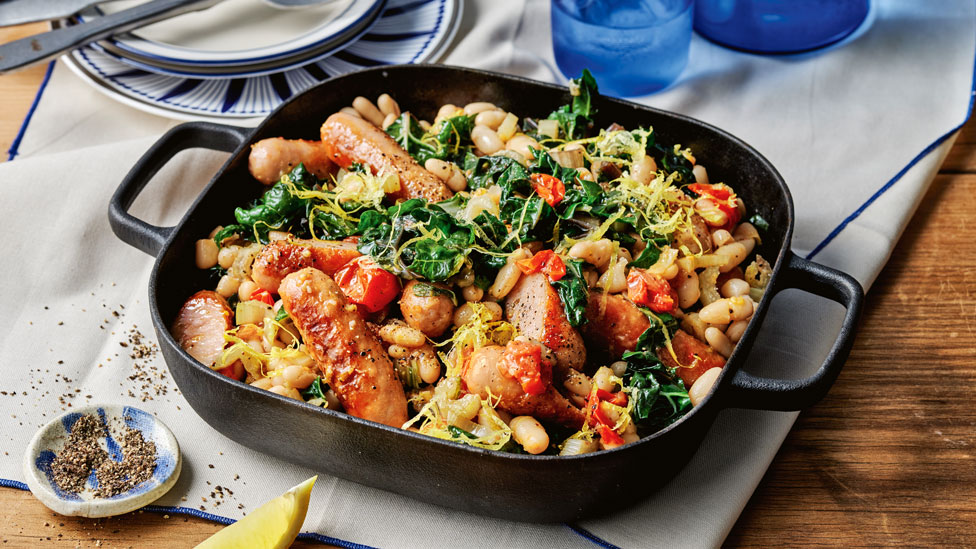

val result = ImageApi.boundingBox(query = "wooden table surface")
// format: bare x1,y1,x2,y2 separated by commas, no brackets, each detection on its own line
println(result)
1,24,974,548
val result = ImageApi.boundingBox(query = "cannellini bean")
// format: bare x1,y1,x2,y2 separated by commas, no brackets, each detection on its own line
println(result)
446,165,467,192
377,93,400,117
728,295,754,321
216,274,240,298
692,164,709,185
463,101,497,115
620,422,639,445
340,106,362,119
217,245,239,270
424,158,453,182
597,256,628,293
268,230,291,242
378,320,427,348
462,284,484,302
510,416,549,455
563,370,593,398
435,104,460,122
494,149,528,167
268,385,303,401
698,298,732,324
711,229,733,248
714,241,749,273
646,246,679,278
453,301,502,327
592,366,616,392
455,266,475,288
474,109,507,129
568,238,613,269
381,112,397,130
695,198,729,227
610,360,628,377
352,96,385,127
472,125,504,155
720,278,751,298
705,327,733,358
577,167,595,182
726,319,749,344
733,222,761,244
251,377,273,390
736,197,747,217
282,365,317,389
388,344,410,359
631,155,658,185
489,249,529,299
195,239,218,269
688,367,722,406
736,237,756,256
237,280,258,302
506,134,541,160
415,348,441,384
482,301,503,320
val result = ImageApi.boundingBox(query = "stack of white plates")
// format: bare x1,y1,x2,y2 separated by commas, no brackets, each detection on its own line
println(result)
59,0,461,123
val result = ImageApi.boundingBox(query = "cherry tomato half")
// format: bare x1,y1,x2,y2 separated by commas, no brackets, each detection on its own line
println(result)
249,289,275,306
516,249,567,281
530,173,566,207
499,340,552,396
626,268,678,314
333,256,401,313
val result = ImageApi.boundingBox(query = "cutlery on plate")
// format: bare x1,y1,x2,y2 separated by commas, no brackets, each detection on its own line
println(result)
0,0,126,27
0,0,338,74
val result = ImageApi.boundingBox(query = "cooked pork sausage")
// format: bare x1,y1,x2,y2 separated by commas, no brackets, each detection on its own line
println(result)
320,112,453,202
279,268,407,427
463,344,584,429
172,290,233,366
504,273,586,371
582,292,650,359
399,280,454,338
251,239,361,294
672,213,713,255
248,138,337,185
658,329,726,388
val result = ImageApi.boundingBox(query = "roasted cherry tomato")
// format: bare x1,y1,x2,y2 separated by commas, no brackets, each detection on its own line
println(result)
688,182,741,230
530,173,566,207
586,390,627,446
516,249,566,281
627,268,678,313
500,340,552,396
333,256,401,313
249,289,275,306
215,360,245,381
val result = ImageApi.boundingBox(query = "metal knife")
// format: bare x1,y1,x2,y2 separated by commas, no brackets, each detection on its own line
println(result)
0,0,126,27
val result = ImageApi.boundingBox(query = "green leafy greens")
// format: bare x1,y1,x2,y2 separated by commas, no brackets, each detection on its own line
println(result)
621,311,692,431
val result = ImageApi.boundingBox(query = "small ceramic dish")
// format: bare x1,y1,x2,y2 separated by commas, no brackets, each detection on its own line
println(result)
22,405,181,518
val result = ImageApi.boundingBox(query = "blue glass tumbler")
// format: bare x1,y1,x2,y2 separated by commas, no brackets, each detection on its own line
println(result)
552,0,694,97
694,0,870,54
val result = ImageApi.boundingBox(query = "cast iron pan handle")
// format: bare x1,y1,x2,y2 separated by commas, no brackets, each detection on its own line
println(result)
725,253,864,410
109,122,249,257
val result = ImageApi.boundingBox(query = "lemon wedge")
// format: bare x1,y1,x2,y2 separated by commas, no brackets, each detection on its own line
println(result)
195,476,317,549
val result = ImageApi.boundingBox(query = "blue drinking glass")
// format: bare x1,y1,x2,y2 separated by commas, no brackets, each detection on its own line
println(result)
551,0,694,97
694,0,870,54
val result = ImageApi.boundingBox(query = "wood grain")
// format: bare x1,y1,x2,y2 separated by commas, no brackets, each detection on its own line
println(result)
1,21,974,547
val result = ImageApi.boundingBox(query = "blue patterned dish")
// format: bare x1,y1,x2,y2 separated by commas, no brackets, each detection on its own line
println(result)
23,405,181,518
60,0,460,122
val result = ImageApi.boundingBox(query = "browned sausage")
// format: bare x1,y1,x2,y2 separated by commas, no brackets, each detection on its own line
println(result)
463,344,584,429
672,213,713,255
658,330,726,388
248,138,337,185
171,290,233,366
320,112,452,203
251,239,361,294
582,292,650,359
399,280,454,338
504,273,586,371
279,267,407,427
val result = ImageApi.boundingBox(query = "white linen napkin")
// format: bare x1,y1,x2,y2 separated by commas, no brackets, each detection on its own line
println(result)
1,1,972,547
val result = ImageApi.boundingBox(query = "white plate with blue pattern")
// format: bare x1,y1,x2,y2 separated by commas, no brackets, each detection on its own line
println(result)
23,405,181,518
61,0,461,124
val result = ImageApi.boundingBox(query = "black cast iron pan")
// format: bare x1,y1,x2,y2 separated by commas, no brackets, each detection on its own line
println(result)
108,65,864,522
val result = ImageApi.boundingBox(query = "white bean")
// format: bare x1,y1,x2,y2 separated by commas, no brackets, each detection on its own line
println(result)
695,198,729,227
688,367,722,406
377,93,400,117
472,125,504,155
568,238,613,269
282,365,316,389
692,164,710,185
416,350,441,385
381,112,397,130
462,284,484,302
705,326,733,358
698,298,732,324
562,370,592,398
733,222,761,244
435,104,459,122
378,320,427,348
352,96,385,126
510,416,549,455
268,385,303,401
676,269,703,308
424,158,453,182
250,377,273,390
711,229,733,248
720,278,751,298
610,360,628,377
446,165,467,192
237,280,258,302
474,109,506,129
714,241,749,273
506,134,541,161
339,106,362,119
597,256,628,293
736,236,756,256
726,319,749,344
489,250,529,300
463,101,497,115
727,296,754,321
195,239,218,269
388,344,410,359
592,366,616,392
217,245,239,270
631,155,658,185
216,274,240,298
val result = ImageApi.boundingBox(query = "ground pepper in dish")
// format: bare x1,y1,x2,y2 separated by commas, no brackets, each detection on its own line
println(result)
48,413,158,498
